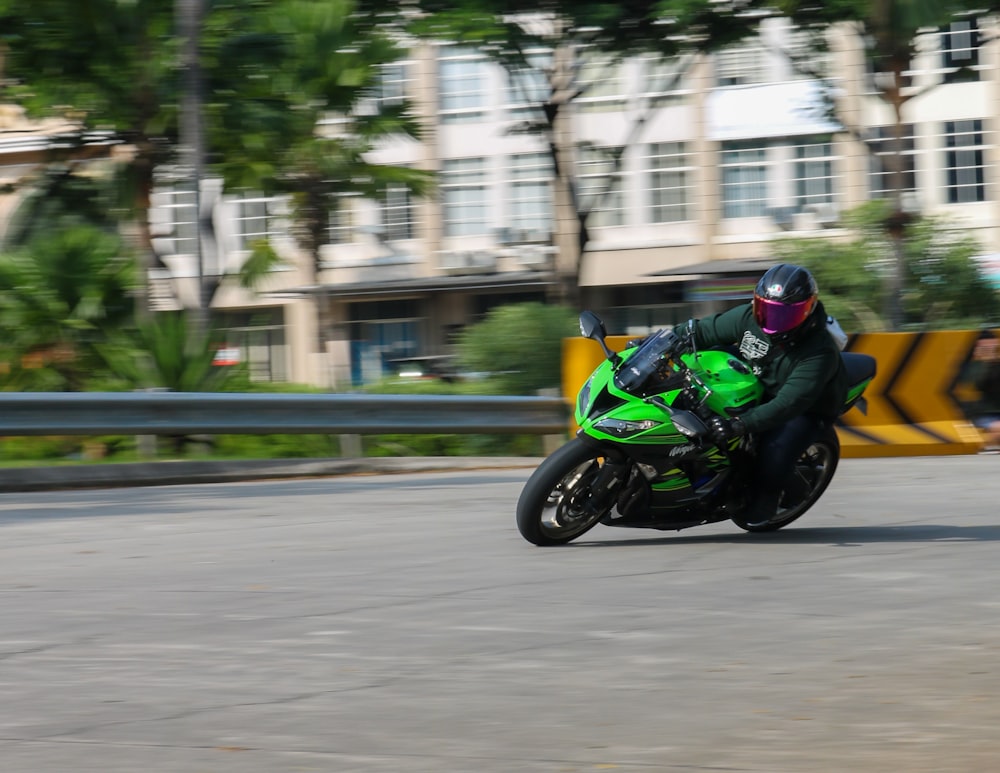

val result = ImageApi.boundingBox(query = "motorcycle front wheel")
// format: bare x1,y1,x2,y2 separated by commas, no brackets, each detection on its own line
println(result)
732,425,840,533
516,438,617,546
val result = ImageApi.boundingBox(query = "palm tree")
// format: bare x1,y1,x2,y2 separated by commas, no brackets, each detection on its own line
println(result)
0,224,135,391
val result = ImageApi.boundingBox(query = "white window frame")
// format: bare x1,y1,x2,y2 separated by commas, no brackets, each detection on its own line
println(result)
234,194,282,252
376,61,410,108
944,119,987,204
156,186,199,257
867,125,917,199
647,142,692,223
714,44,767,87
506,50,552,118
438,47,488,123
576,52,626,112
506,152,552,237
720,142,769,219
441,157,488,237
942,18,980,74
382,184,415,241
640,55,693,108
792,138,837,211
578,145,625,227
327,192,360,245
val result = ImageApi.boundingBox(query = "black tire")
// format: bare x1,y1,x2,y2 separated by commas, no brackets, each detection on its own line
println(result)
732,425,840,533
516,438,615,546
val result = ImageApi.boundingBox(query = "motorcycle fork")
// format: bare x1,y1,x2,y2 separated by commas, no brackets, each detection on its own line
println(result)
579,456,630,516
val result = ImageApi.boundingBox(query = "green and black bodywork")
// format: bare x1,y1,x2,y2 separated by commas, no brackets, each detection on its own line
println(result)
515,312,877,546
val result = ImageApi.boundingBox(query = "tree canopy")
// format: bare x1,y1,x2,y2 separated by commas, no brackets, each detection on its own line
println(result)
0,0,430,308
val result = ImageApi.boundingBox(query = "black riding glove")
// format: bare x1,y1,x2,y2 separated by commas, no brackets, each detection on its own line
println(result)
672,322,695,355
707,416,746,446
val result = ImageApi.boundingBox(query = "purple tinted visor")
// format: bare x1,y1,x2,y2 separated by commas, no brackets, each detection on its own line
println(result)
753,295,814,335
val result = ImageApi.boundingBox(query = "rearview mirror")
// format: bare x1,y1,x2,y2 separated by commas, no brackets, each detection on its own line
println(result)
579,310,606,340
671,410,709,439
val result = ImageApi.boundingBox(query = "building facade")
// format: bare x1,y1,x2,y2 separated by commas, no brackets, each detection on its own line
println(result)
4,16,999,388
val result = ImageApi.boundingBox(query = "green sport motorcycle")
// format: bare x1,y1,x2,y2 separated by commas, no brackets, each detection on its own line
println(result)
516,311,877,546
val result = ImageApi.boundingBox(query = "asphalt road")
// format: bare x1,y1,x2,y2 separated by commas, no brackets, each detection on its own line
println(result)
2,455,1000,772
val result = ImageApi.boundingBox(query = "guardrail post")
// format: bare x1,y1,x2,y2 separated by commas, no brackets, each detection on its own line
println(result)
136,434,158,460
339,434,363,458
537,388,566,455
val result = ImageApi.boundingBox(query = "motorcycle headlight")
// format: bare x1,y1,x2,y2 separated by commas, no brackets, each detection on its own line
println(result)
577,377,593,416
593,418,662,437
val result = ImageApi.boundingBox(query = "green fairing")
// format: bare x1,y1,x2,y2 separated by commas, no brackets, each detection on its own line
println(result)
577,348,764,446
846,379,872,403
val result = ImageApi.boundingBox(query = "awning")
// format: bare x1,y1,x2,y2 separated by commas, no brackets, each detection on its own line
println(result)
579,244,707,287
647,258,778,278
272,271,557,300
707,81,840,141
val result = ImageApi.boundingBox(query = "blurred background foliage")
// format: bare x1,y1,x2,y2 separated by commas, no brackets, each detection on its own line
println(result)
774,202,1000,332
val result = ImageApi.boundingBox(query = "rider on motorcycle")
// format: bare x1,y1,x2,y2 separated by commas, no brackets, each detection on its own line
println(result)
677,263,848,526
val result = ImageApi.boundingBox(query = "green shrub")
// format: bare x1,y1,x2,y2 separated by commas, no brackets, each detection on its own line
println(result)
456,302,576,394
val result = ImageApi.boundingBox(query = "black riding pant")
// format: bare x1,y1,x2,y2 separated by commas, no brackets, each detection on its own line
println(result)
748,413,828,517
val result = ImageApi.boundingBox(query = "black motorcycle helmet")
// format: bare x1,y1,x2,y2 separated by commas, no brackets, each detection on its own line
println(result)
752,263,818,340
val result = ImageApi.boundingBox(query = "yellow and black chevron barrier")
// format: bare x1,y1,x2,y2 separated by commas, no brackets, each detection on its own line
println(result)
562,331,992,458
837,331,984,457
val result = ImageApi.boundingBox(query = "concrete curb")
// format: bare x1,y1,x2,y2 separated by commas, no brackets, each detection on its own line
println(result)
0,457,546,492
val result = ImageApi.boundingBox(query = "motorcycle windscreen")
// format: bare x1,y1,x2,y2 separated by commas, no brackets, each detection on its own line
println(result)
613,328,676,393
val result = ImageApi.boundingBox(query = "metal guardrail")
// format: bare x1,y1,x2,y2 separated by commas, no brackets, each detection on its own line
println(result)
0,393,569,436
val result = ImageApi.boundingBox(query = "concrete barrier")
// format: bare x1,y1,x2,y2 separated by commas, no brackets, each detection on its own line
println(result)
562,331,991,458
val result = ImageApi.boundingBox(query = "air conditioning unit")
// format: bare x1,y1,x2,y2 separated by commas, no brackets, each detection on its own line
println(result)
438,250,497,275
518,229,551,244
516,245,555,270
495,227,551,245
804,202,839,228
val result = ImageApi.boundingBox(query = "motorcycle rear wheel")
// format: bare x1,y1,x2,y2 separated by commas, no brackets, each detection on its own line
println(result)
732,425,840,533
516,438,615,546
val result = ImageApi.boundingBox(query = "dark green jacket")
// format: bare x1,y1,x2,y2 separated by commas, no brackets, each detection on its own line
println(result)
690,300,848,433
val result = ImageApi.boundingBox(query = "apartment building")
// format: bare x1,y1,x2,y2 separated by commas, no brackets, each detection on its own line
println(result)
4,16,999,388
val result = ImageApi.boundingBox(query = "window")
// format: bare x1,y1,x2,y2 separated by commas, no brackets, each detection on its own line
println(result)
715,44,767,87
506,51,551,118
381,185,415,241
720,142,768,218
439,47,488,122
605,284,692,336
234,194,282,251
375,61,409,107
441,158,488,236
641,56,691,107
648,142,692,223
867,126,917,199
784,30,832,80
506,152,551,237
942,18,979,78
348,299,422,385
865,58,912,93
156,185,198,256
944,119,987,204
577,53,626,112
327,193,359,245
218,310,288,383
792,139,836,210
578,146,625,227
